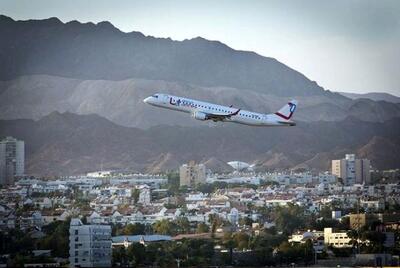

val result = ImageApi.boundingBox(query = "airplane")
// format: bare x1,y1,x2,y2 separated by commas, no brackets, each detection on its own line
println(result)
143,93,297,127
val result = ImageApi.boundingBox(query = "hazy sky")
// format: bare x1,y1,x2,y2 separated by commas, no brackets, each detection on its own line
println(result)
2,0,399,95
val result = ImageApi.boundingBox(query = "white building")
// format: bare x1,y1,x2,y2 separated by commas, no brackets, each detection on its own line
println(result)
227,208,239,225
271,172,313,185
332,154,370,185
138,185,151,205
0,136,24,185
86,171,113,178
317,173,337,184
180,161,206,187
324,227,352,248
69,218,112,267
290,228,352,249
207,176,260,185
332,211,342,220
289,230,325,253
360,198,385,211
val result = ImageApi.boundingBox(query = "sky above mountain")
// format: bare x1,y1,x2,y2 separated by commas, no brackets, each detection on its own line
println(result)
2,0,399,96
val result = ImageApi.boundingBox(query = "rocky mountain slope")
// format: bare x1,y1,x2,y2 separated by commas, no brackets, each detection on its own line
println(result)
339,92,400,103
0,112,399,176
1,75,399,128
0,15,334,97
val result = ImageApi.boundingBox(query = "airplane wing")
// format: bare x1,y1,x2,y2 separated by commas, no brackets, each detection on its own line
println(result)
277,120,296,126
199,108,241,121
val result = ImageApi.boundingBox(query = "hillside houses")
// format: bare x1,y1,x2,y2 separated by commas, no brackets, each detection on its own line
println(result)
0,176,398,234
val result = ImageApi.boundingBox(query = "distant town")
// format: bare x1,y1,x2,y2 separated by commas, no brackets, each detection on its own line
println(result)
0,136,399,267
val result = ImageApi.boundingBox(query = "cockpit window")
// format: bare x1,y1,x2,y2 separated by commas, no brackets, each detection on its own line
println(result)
152,94,159,98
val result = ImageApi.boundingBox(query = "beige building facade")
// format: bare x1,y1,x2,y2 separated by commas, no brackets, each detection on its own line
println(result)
332,154,370,185
179,161,206,187
324,228,352,248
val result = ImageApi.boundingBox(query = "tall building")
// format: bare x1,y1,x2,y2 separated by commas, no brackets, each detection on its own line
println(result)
69,218,112,268
355,158,371,184
332,154,370,185
138,185,151,205
179,161,206,187
0,136,24,185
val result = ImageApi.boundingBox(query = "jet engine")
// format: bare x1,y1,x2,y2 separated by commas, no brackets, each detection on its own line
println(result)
192,111,208,120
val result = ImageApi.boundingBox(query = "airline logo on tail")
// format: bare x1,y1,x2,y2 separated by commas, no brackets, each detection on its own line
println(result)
289,102,297,113
274,100,297,120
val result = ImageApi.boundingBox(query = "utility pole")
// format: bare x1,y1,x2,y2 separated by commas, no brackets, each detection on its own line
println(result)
314,248,317,265
356,197,360,255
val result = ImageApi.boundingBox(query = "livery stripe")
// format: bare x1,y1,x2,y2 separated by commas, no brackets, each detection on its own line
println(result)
275,111,293,120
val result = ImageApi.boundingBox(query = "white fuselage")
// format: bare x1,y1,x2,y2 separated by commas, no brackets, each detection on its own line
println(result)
143,93,294,127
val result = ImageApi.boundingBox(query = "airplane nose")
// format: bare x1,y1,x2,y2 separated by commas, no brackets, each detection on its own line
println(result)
143,97,151,104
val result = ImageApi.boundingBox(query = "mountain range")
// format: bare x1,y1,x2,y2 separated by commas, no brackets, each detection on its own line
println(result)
0,112,399,176
1,75,400,128
0,15,399,175
338,92,400,104
0,15,329,97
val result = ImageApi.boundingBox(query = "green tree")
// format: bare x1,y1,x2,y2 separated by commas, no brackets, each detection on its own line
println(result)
331,247,352,257
0,229,33,255
167,172,180,195
127,243,146,265
276,240,314,266
195,183,214,194
319,205,333,219
360,231,386,253
233,232,250,250
222,232,235,265
196,223,210,233
239,216,253,227
273,204,306,235
144,242,164,265
175,217,190,234
74,197,91,210
182,239,214,266
120,223,146,235
209,214,223,236
153,219,178,236
39,219,70,257
112,246,128,266
131,188,140,204
250,232,285,266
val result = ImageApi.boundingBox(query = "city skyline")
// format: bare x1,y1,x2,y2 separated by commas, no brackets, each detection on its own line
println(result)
1,0,399,96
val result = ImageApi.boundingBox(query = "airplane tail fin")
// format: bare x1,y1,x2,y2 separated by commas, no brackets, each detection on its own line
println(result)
274,100,298,120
